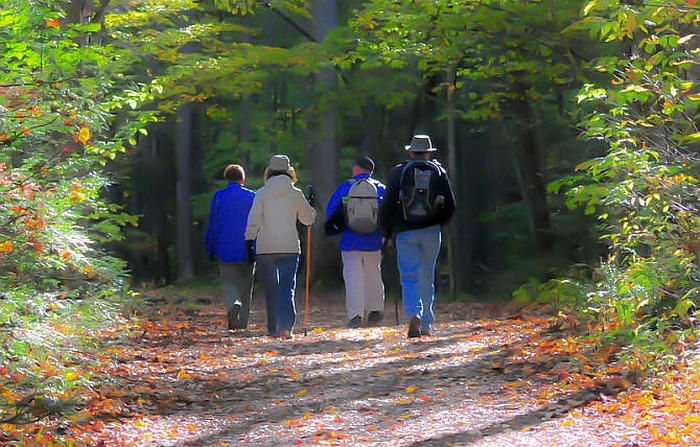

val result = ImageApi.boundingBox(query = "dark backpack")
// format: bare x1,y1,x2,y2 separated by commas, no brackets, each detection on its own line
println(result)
398,160,444,224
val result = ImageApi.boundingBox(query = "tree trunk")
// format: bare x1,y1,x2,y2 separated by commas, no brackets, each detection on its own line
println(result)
445,66,462,297
306,0,340,281
175,103,195,280
149,130,171,284
513,81,552,252
309,0,339,207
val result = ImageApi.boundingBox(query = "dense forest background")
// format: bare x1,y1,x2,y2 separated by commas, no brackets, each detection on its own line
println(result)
0,0,697,440
120,0,608,297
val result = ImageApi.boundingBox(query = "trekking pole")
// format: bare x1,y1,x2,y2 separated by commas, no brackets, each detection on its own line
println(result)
304,224,311,336
395,293,399,326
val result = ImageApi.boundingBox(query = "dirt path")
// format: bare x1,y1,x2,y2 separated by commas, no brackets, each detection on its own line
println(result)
73,290,688,447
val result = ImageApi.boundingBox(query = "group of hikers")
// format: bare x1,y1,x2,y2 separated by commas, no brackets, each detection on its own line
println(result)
205,134,456,339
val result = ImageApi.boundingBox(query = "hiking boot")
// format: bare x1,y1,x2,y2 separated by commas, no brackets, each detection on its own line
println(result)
279,329,294,340
420,327,432,336
367,311,384,326
348,315,362,329
227,304,241,330
408,316,421,338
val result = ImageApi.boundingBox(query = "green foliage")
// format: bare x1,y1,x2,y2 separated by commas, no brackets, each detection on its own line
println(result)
513,277,587,310
557,0,699,365
0,0,152,426
346,0,587,119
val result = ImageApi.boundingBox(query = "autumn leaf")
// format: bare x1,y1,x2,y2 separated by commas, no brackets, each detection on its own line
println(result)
405,385,418,393
77,126,91,144
177,369,193,379
0,241,13,253
45,18,60,27
292,388,307,397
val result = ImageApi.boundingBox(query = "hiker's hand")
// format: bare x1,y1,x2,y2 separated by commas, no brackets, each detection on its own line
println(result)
245,240,256,264
382,237,392,249
305,185,316,207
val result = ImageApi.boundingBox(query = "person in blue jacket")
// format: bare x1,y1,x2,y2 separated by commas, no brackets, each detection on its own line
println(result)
326,156,386,328
205,164,256,330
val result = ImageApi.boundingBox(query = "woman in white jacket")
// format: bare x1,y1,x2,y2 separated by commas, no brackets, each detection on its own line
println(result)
245,155,316,338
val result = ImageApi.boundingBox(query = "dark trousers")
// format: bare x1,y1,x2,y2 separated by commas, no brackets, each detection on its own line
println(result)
219,262,255,328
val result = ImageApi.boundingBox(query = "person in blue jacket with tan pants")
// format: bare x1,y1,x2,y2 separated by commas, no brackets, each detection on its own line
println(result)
205,164,256,331
326,156,386,328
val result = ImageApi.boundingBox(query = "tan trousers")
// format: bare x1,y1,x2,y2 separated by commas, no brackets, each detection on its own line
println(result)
341,250,385,319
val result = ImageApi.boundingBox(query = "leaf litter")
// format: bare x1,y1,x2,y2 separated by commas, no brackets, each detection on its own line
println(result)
5,289,697,446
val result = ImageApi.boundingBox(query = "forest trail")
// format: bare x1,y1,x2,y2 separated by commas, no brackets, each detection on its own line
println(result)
71,287,698,447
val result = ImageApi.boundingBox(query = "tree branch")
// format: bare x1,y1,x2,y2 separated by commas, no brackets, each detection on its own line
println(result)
264,2,317,43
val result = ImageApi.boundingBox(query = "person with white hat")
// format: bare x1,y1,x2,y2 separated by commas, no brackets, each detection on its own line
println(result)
245,155,316,339
379,135,456,338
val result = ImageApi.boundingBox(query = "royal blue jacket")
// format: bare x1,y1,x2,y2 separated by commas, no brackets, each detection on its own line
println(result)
205,183,256,262
326,173,385,252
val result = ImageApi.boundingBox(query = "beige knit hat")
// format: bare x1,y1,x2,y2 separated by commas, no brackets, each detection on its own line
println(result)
268,154,291,171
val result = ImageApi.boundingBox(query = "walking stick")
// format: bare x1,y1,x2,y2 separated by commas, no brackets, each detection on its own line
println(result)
395,292,399,326
304,225,311,336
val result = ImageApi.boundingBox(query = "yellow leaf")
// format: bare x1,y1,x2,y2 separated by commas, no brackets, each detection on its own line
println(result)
77,127,90,144
293,388,308,397
583,0,597,16
177,369,193,379
405,385,418,393
0,241,13,254
64,371,79,381
134,419,146,428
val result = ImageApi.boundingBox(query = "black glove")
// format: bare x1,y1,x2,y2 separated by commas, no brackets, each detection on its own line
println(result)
305,185,316,208
245,240,256,264
208,253,216,262
324,206,344,236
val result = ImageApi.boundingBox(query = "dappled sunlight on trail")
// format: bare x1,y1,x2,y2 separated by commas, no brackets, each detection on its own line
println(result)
62,291,699,447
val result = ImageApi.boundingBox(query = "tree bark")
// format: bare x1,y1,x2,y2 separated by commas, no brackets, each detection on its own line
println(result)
310,0,339,207
305,0,341,281
513,81,552,252
445,66,462,297
175,103,195,280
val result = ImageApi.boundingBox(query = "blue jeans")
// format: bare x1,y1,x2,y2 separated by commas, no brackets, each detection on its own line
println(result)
396,225,441,331
257,254,299,335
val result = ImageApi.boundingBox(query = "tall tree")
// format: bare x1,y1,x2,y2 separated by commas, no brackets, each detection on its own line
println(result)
175,103,195,280
309,0,339,205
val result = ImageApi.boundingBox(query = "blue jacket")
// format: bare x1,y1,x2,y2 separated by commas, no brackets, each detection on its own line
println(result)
326,173,385,252
205,183,256,262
